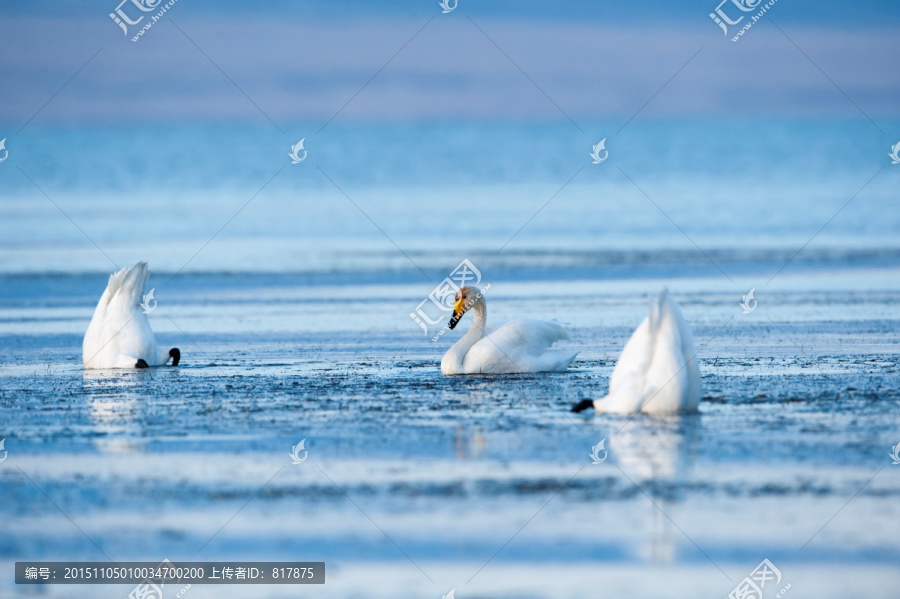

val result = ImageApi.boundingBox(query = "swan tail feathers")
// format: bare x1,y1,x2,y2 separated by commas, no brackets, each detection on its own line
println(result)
649,287,669,333
561,351,578,368
103,267,128,305
116,262,148,306
83,267,133,364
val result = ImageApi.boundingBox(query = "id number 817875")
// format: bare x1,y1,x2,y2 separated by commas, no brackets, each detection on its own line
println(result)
272,567,315,579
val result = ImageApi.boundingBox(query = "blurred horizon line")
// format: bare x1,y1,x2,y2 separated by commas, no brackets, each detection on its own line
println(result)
2,15,898,124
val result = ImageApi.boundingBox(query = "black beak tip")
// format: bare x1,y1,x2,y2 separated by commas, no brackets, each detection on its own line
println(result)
572,399,595,413
448,314,460,330
169,347,181,366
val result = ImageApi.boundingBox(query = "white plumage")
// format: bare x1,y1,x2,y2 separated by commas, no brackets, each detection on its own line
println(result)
441,287,577,375
585,289,700,415
82,262,180,369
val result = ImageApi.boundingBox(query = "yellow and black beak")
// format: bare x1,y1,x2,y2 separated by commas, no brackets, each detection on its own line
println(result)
448,297,466,330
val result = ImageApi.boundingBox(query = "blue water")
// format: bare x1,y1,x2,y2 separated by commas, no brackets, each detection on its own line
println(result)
3,0,900,594
2,119,899,598
1,120,897,276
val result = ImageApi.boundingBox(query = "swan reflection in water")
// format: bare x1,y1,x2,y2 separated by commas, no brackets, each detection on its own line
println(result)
613,416,703,562
454,426,487,460
82,369,144,454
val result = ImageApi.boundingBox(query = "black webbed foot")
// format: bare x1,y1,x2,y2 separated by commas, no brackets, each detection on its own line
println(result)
169,348,180,366
135,359,149,369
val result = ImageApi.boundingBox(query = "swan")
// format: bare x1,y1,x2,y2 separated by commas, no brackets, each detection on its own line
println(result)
440,286,577,375
573,289,700,415
83,262,180,369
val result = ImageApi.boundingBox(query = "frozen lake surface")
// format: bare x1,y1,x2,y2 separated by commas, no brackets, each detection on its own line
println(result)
1,119,898,597
1,263,898,598
1,0,898,591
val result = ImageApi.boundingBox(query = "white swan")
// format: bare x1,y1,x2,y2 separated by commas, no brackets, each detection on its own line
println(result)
83,262,180,369
573,289,700,415
440,286,577,375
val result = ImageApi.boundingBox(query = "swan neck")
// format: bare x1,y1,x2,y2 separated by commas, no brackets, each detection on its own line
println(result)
469,300,486,333
444,300,486,373
459,301,486,346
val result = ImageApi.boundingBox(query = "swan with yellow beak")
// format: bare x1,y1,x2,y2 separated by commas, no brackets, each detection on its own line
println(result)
440,286,577,375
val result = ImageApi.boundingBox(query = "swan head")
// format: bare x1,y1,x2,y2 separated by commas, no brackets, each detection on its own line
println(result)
448,286,483,330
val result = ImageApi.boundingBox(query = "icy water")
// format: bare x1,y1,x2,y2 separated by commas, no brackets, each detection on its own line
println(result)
1,265,899,598
1,121,900,598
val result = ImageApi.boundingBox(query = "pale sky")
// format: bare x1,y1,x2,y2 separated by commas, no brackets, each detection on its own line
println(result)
0,1,898,126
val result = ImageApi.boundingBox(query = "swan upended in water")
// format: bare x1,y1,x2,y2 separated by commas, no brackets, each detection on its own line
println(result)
83,262,180,369
573,289,700,415
440,286,577,375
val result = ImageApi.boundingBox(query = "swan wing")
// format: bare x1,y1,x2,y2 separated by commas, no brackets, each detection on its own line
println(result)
489,318,570,348
595,316,654,413
607,316,653,394
463,319,575,373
